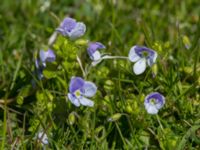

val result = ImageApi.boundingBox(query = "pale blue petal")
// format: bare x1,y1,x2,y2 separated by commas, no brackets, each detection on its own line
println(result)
128,46,141,62
133,58,146,75
79,97,94,107
83,81,97,97
39,50,47,62
70,22,86,39
92,51,101,61
67,93,80,107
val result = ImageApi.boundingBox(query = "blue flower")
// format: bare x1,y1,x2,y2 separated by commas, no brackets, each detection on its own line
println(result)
35,49,56,79
56,17,86,39
144,92,165,115
87,42,105,61
128,46,157,75
39,49,56,67
68,77,97,107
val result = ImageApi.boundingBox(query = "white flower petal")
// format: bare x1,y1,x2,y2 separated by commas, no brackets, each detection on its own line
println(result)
92,51,101,61
67,93,80,107
79,97,94,107
133,58,146,75
128,46,141,62
83,81,97,97
145,104,158,115
70,22,86,39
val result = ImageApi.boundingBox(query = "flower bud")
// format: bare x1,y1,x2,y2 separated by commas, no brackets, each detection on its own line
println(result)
68,112,76,125
107,113,122,122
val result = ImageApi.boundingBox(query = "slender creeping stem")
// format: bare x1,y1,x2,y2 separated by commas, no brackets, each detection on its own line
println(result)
76,55,86,77
85,55,129,77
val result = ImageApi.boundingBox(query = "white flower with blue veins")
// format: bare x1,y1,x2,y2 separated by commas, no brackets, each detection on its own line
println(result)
144,92,165,115
68,77,97,107
128,45,157,75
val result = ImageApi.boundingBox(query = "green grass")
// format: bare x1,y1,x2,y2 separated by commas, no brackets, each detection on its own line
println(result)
0,0,200,149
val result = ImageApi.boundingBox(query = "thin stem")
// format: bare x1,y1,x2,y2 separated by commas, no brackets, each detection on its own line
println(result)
76,55,86,77
48,31,58,46
0,98,15,104
1,105,7,149
115,122,127,148
102,55,128,60
156,115,164,132
49,90,66,96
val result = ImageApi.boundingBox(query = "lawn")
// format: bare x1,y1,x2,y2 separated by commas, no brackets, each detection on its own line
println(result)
0,0,200,149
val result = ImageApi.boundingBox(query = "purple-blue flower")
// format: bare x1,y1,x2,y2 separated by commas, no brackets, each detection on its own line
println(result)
144,92,165,115
68,77,97,107
128,46,157,75
87,42,105,61
56,17,86,39
35,49,56,79
39,49,56,67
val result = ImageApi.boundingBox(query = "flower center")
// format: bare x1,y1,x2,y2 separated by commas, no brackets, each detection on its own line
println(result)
142,51,149,57
150,98,156,105
74,90,81,98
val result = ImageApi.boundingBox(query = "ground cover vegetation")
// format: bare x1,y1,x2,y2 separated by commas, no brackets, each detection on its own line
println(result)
0,0,200,149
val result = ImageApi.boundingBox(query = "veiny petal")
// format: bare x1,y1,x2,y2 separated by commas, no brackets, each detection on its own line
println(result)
133,58,146,75
61,17,76,32
70,22,86,39
155,95,165,109
128,46,141,62
68,93,80,107
69,77,85,93
83,81,97,97
147,51,158,66
79,96,94,107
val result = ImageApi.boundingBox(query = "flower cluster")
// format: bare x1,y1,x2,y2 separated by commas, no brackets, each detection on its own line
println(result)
35,17,165,115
